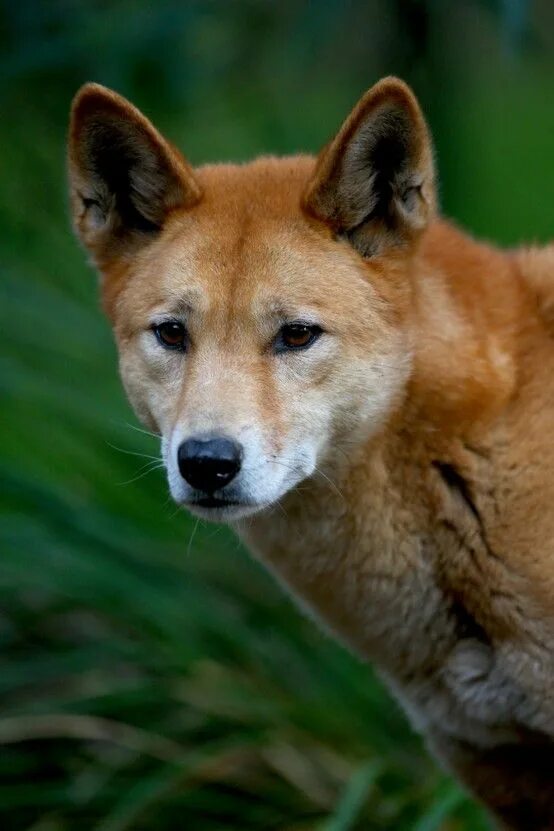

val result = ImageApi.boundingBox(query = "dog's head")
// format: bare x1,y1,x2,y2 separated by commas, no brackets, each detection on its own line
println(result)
68,78,435,521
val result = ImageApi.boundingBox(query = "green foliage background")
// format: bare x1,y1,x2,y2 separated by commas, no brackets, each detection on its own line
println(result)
1,1,553,828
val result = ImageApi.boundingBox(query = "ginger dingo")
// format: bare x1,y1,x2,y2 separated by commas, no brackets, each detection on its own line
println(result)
69,77,554,829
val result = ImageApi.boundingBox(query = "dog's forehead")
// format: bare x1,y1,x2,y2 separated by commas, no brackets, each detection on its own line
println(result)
155,158,367,291
194,155,316,215
150,162,327,295
156,213,364,318
189,157,318,271
129,155,378,332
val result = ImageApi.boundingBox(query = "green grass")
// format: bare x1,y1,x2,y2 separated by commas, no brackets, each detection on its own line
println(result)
2,1,552,827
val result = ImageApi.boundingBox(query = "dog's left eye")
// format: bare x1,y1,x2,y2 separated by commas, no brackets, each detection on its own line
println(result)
153,321,187,350
275,323,322,352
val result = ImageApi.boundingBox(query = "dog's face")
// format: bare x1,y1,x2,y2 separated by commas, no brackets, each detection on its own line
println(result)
68,78,435,521
108,168,413,520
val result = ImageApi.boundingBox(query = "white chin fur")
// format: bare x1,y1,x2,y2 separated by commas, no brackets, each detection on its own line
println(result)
177,500,268,523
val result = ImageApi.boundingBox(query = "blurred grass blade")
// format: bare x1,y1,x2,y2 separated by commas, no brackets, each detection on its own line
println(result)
0,715,184,762
93,763,189,831
320,761,382,831
412,784,467,831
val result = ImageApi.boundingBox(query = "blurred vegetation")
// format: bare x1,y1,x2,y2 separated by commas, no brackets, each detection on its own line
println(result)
1,1,553,828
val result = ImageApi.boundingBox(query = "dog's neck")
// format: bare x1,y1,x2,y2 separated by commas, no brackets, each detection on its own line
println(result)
408,220,525,436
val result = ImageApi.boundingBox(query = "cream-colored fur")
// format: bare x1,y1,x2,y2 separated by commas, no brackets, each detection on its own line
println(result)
68,78,554,829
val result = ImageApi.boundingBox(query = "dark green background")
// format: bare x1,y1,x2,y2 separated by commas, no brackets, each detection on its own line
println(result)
1,2,553,829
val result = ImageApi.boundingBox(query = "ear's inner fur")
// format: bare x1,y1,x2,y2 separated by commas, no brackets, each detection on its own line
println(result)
79,117,174,234
342,108,411,219
69,84,202,262
341,108,421,254
303,79,434,258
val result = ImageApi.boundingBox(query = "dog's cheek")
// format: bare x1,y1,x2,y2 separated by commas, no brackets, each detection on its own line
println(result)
118,353,162,434
271,353,338,465
288,385,335,467
337,349,409,442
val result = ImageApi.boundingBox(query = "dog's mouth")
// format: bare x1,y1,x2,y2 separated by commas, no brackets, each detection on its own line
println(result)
192,495,240,509
184,494,264,521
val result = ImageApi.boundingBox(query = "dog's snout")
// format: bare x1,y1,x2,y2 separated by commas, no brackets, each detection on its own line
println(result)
177,437,242,493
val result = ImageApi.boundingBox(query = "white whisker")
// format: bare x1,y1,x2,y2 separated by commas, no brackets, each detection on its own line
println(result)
122,421,160,440
186,517,201,557
106,441,160,463
313,465,345,501
117,460,164,486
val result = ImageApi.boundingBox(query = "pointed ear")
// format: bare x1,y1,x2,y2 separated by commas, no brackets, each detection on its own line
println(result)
68,83,201,264
302,77,435,258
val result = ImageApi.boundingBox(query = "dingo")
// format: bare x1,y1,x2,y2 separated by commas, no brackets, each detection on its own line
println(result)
69,77,554,829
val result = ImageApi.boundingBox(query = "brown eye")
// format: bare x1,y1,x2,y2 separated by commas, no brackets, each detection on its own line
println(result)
153,321,187,350
276,323,322,352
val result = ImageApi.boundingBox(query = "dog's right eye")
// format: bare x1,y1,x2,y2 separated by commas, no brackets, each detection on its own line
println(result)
152,321,187,351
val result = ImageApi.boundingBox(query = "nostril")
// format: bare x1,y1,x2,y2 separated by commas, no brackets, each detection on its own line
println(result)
177,437,242,494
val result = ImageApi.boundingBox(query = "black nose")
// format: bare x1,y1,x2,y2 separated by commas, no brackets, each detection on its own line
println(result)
177,437,242,493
